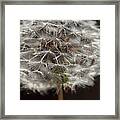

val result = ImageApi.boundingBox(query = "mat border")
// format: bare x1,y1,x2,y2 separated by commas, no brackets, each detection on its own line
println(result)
0,0,119,119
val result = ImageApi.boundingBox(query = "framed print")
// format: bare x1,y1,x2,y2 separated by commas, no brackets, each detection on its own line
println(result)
0,0,119,119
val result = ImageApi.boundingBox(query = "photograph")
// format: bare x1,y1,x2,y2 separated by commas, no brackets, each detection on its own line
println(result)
20,20,100,100
1,0,118,119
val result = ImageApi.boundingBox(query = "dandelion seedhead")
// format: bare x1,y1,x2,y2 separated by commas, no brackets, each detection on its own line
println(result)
20,20,100,95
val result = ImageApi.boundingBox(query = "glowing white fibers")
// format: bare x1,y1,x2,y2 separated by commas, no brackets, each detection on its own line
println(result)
20,20,100,93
